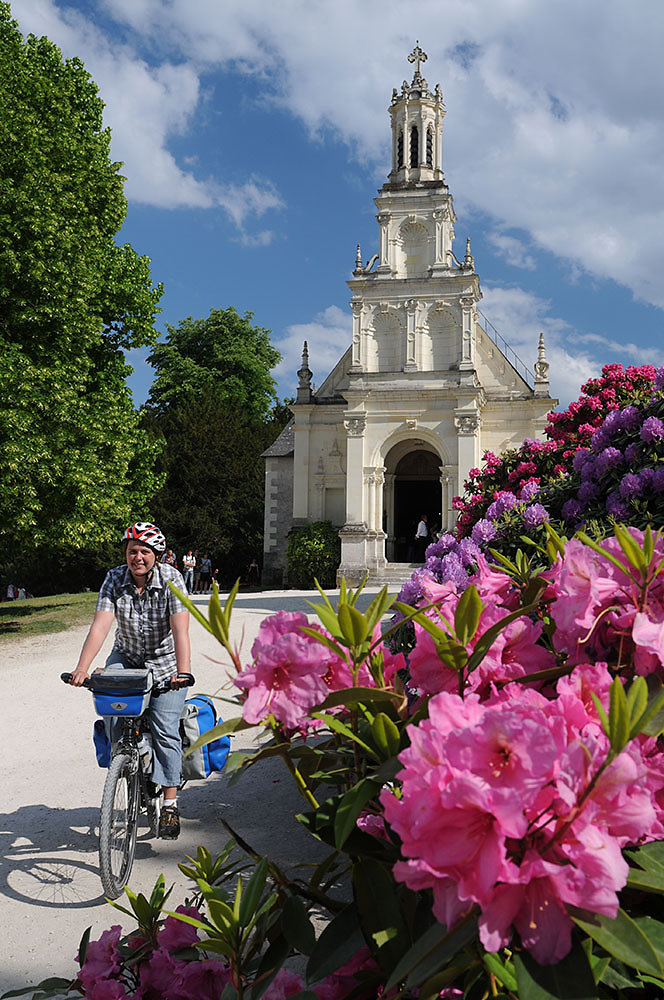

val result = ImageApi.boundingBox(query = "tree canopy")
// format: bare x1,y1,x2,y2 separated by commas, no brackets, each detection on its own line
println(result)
147,307,281,423
0,4,163,556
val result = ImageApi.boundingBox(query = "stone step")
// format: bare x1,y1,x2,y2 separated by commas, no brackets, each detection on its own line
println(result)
368,563,422,587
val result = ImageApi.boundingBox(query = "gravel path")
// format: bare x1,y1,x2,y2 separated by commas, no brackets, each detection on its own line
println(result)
1,587,382,995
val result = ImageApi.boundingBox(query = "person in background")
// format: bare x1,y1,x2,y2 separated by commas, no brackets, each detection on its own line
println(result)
182,549,196,593
199,552,212,593
414,513,429,562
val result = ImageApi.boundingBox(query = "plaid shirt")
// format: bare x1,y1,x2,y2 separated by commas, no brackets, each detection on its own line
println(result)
97,562,188,684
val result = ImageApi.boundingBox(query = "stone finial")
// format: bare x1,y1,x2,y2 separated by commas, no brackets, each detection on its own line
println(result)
534,331,551,396
354,242,363,275
463,237,475,271
296,341,313,402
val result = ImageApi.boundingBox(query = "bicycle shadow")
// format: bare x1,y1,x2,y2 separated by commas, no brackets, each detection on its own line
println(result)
0,802,160,908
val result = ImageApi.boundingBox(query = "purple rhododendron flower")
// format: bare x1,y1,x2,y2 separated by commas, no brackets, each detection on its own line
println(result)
620,473,643,499
440,552,469,590
562,499,584,521
523,503,550,529
654,468,664,493
618,405,643,431
640,467,656,489
519,481,540,502
641,416,664,442
472,519,497,545
486,493,519,519
606,491,629,518
625,442,641,464
655,367,664,392
457,536,481,567
577,481,599,503
572,448,592,473
596,447,624,477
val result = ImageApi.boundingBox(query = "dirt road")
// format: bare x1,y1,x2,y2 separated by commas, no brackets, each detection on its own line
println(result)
1,587,380,995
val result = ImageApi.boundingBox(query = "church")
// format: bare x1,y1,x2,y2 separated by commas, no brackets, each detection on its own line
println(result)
262,46,556,587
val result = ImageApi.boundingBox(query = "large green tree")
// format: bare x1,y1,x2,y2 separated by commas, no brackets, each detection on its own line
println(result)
147,307,281,422
0,4,162,557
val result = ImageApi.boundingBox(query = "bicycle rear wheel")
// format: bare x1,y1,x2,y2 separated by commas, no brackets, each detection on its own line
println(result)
99,751,139,898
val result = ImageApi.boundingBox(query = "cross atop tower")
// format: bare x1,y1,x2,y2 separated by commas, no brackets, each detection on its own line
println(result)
408,42,427,77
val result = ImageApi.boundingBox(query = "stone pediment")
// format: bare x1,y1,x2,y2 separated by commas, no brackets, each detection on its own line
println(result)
314,346,352,401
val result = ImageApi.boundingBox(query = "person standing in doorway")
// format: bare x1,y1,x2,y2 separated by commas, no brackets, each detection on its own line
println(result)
414,514,429,562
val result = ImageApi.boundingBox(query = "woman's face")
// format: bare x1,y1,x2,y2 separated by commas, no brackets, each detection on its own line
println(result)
125,540,156,578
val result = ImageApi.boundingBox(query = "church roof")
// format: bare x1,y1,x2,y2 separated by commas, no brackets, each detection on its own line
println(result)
262,419,294,457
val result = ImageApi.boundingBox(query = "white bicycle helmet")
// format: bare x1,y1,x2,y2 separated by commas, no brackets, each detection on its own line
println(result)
121,522,167,554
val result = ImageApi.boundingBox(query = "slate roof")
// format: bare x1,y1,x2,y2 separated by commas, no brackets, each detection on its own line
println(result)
262,419,294,458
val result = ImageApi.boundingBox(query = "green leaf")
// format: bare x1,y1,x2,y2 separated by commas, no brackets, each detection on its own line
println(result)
385,917,478,992
614,523,647,576
483,951,517,991
207,897,237,934
632,687,664,739
571,907,664,977
352,859,411,973
465,600,540,674
281,896,316,955
238,857,268,926
338,602,369,646
76,925,92,967
575,531,631,577
626,867,664,894
625,839,664,873
333,778,381,848
608,676,629,752
310,602,345,641
299,627,348,661
306,903,365,982
454,584,483,645
308,712,379,759
371,712,401,758
513,938,598,999
313,687,402,712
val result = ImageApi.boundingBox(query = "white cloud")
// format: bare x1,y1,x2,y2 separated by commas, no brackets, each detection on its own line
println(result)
487,233,536,271
13,0,284,234
273,305,352,397
15,0,664,306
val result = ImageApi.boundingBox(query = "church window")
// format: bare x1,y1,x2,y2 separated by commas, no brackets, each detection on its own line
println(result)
397,130,404,167
410,125,419,167
426,126,433,166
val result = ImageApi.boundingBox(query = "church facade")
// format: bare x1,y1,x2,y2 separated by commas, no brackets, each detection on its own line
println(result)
263,47,555,587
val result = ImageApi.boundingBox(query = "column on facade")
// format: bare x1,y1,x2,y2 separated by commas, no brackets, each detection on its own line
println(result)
314,482,325,521
350,299,363,372
432,208,447,266
384,472,395,560
459,295,476,371
454,408,480,503
404,299,418,371
292,406,314,519
363,468,376,533
375,467,386,534
377,213,391,271
343,412,367,525
439,465,456,531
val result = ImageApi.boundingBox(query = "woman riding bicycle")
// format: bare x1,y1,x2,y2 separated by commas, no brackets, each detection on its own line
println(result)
70,521,191,840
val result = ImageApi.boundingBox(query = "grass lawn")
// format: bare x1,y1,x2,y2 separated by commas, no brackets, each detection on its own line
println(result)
0,592,97,640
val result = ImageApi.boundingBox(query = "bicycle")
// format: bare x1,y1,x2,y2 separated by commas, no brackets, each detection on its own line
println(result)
61,668,195,898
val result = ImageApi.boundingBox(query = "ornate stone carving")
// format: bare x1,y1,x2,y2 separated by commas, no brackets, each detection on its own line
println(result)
455,412,480,435
350,300,363,316
405,418,417,430
344,415,366,437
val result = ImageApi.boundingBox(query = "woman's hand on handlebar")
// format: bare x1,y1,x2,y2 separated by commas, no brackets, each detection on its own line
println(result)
169,672,195,690
69,667,91,687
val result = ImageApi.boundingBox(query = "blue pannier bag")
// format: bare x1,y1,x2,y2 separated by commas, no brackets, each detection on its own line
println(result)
180,696,230,780
93,719,111,768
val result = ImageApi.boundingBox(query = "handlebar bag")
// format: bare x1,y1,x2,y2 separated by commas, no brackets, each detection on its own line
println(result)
89,668,154,717
180,696,230,780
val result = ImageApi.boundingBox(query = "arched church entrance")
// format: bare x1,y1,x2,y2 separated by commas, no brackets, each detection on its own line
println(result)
384,445,443,562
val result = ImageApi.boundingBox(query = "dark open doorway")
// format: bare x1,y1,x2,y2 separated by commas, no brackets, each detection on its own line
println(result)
393,450,441,562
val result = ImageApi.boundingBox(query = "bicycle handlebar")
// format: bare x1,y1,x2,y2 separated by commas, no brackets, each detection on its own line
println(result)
61,672,195,692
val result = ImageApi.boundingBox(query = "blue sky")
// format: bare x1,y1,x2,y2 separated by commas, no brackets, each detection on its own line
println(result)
13,0,664,409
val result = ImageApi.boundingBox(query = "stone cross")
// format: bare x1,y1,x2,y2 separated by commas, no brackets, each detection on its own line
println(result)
408,42,428,75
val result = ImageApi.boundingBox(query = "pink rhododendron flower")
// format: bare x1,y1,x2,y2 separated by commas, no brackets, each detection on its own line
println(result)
383,677,661,964
78,926,123,993
356,811,390,840
235,611,340,728
85,981,130,1000
262,968,305,999
314,946,381,1000
139,946,183,997
158,905,202,952
178,958,233,1000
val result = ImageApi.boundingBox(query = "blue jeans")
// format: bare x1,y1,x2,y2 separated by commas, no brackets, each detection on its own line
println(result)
104,649,187,788
183,568,194,592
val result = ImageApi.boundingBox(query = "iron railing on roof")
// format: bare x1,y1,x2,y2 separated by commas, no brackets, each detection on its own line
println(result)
476,308,534,390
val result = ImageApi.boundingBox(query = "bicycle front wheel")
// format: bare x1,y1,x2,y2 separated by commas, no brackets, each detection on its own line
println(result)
99,751,139,898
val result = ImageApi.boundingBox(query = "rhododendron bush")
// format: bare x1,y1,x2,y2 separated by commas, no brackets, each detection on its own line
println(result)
16,526,664,1000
